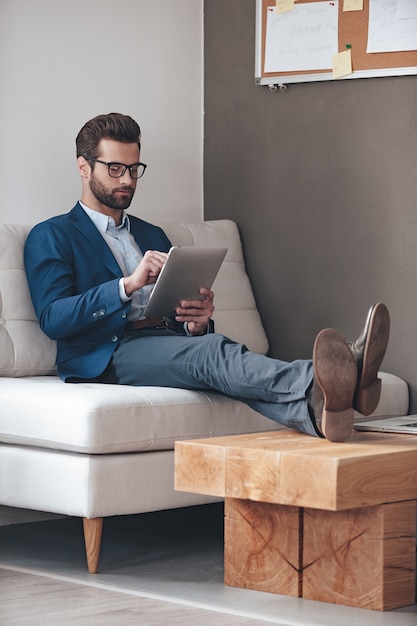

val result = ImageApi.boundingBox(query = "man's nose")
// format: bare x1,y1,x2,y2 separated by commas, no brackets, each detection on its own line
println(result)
120,169,135,183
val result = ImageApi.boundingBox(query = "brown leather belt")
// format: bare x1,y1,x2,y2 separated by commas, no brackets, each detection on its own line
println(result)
125,317,178,332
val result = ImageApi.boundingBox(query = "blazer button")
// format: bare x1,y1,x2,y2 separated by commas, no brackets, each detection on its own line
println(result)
122,311,127,319
111,335,118,342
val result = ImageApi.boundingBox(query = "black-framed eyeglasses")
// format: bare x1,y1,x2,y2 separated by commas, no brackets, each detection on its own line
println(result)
86,156,147,179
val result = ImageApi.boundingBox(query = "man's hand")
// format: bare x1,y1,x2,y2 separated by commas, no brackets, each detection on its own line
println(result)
123,250,168,297
175,287,214,335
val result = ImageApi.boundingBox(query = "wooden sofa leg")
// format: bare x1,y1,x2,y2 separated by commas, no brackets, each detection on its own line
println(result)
83,517,103,574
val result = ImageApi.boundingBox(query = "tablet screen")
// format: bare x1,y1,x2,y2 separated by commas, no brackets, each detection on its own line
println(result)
143,246,227,318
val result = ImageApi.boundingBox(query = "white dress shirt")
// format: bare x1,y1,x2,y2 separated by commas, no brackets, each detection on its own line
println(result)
80,203,152,321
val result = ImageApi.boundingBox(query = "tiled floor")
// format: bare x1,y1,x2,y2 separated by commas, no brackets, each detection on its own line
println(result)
0,504,416,625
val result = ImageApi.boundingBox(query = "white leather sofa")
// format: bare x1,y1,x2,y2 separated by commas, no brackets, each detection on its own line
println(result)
0,220,409,573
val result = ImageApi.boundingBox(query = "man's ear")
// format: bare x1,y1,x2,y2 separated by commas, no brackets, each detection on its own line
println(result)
77,156,90,178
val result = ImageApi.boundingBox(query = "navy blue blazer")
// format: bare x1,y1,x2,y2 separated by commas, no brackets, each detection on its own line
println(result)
24,203,172,381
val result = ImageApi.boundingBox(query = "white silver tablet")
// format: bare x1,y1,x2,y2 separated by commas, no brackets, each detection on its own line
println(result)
143,246,227,318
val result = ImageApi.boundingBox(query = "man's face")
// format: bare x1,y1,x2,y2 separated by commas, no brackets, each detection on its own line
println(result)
88,139,140,211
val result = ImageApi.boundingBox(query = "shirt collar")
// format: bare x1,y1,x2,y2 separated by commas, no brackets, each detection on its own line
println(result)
79,202,131,234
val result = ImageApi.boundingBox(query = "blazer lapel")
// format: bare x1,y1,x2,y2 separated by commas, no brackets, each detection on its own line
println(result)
129,218,154,254
128,216,169,254
70,203,123,277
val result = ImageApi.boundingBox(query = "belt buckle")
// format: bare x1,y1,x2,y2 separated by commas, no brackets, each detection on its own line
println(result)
155,317,169,330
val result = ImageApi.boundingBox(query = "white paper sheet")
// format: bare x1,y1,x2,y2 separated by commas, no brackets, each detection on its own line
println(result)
367,0,417,53
264,2,339,73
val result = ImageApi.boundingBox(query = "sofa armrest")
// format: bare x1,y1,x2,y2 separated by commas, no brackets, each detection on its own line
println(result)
354,371,409,421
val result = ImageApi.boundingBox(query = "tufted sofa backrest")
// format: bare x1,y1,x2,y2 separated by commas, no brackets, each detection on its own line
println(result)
0,224,57,377
0,220,268,378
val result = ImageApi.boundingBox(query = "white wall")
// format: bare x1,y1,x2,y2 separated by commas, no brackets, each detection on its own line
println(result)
0,0,204,226
0,0,203,526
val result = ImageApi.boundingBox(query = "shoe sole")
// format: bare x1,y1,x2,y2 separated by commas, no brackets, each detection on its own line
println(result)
355,303,390,416
313,329,357,443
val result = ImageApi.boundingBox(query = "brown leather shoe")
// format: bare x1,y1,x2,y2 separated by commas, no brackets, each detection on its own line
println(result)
348,303,390,416
312,329,357,443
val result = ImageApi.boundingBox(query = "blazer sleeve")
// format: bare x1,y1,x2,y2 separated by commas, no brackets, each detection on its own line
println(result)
24,219,130,341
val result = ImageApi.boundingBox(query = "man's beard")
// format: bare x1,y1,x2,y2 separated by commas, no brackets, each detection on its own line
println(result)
89,174,135,211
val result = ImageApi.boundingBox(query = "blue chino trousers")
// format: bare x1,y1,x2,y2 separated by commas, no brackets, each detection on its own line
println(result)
101,329,317,437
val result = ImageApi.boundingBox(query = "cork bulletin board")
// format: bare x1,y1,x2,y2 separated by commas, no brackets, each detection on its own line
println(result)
255,0,417,86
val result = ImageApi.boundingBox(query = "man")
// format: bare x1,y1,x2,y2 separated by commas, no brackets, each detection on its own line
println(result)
24,113,390,443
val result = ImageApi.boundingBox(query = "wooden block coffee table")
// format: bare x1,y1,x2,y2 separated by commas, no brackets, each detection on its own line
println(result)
174,429,417,611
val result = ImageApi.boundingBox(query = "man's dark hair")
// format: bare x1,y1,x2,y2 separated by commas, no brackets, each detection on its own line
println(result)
76,113,141,159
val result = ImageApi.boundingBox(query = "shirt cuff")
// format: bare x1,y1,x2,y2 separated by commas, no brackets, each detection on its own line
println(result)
119,278,131,302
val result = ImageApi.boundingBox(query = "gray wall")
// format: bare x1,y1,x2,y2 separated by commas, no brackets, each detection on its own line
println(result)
204,0,417,411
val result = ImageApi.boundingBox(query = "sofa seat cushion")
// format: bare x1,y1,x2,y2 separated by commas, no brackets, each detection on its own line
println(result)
0,377,279,454
0,371,408,455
